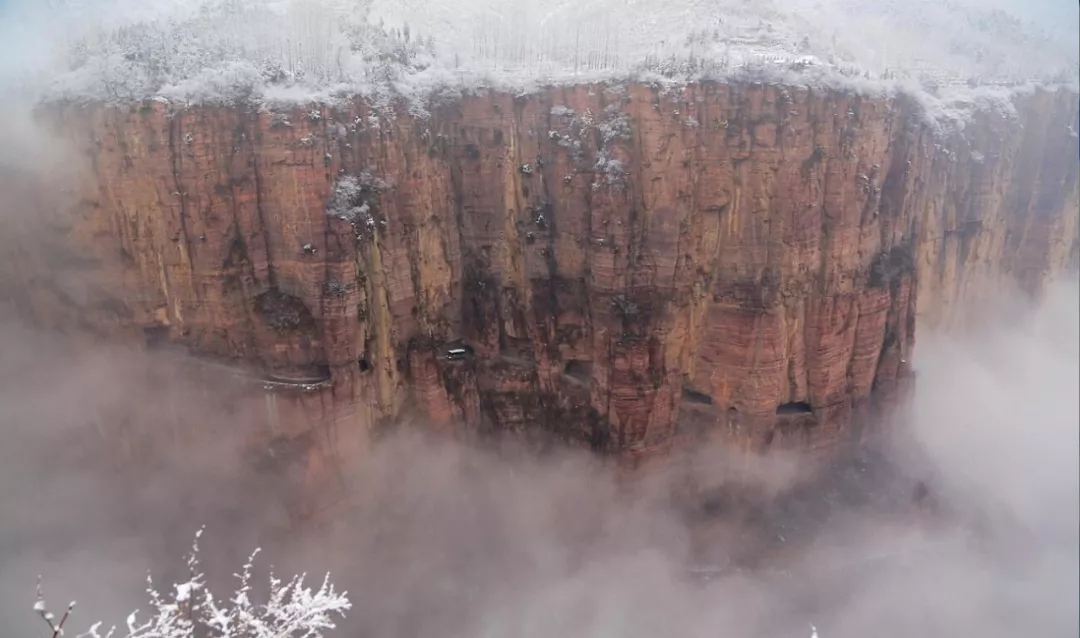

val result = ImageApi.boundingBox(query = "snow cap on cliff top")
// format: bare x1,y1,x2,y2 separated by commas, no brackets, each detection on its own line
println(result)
0,0,1076,123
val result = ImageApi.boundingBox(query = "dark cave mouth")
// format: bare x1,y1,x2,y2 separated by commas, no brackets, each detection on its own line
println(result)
682,386,715,405
776,401,813,416
142,325,170,349
564,360,593,381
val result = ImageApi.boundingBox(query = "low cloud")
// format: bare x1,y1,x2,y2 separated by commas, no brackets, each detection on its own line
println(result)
0,280,1075,637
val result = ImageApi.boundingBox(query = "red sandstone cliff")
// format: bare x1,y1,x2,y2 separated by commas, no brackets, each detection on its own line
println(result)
1,83,1077,494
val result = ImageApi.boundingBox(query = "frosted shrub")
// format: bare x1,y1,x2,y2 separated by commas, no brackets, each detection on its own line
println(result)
40,0,436,106
33,529,350,638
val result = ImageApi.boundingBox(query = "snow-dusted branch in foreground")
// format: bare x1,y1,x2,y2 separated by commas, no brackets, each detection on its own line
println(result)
34,529,351,638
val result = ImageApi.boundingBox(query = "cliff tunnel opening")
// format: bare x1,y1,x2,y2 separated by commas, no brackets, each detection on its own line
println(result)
682,387,715,405
444,342,474,362
564,360,592,383
265,364,332,385
142,325,170,350
776,401,813,416
357,357,371,372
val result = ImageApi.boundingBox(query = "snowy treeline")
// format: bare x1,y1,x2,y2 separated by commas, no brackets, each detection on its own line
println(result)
33,529,350,638
36,0,434,105
0,0,1074,133
0,0,1071,109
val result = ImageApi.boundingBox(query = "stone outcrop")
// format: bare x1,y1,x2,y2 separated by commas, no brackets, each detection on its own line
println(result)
2,83,1077,494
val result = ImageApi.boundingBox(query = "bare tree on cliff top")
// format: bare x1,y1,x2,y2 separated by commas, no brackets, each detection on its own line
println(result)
33,529,351,638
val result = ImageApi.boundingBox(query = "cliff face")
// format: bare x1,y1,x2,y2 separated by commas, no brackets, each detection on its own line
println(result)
3,83,1077,487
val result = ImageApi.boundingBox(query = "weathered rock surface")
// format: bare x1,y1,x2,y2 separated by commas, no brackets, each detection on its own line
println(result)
2,83,1077,499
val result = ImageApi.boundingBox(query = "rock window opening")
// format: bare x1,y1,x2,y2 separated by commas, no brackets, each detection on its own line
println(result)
681,387,714,405
142,326,170,350
444,343,474,361
564,360,592,381
263,364,331,385
776,401,813,415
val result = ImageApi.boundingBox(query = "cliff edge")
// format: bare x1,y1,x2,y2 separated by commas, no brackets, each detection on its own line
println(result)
2,82,1077,498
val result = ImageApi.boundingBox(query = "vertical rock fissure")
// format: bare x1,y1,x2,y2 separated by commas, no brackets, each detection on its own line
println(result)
246,111,278,290
539,104,561,355
166,112,193,300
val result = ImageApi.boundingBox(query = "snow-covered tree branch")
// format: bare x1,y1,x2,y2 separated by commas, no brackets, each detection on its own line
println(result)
33,529,350,638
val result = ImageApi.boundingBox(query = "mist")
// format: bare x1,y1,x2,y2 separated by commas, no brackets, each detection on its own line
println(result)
1,276,1077,636
0,1,1078,637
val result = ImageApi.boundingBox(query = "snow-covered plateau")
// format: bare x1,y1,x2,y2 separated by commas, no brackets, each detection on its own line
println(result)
1,0,1077,127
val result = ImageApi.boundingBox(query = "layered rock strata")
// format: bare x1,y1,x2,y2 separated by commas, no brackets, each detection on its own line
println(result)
2,83,1077,495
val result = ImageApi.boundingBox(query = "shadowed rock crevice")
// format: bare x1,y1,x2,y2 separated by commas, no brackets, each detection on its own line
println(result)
682,387,715,406
254,289,317,334
564,360,592,384
777,402,813,416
